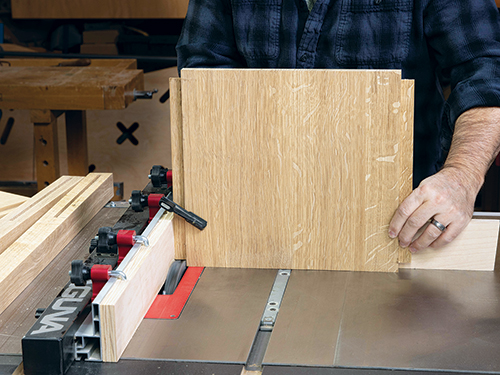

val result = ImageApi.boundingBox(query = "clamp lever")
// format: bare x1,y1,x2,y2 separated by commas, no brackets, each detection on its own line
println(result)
159,193,207,230
133,89,158,100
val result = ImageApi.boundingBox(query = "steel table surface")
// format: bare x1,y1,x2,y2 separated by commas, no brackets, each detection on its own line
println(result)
124,268,500,374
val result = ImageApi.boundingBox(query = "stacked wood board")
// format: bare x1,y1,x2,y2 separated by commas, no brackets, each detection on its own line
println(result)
172,69,415,273
0,191,28,219
0,173,113,314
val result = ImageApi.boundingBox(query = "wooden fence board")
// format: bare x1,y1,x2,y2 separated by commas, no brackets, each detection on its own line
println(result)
179,69,412,272
100,211,175,362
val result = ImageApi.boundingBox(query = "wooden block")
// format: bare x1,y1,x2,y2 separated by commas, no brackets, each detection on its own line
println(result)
0,67,143,110
180,69,412,272
170,77,186,260
0,191,28,219
80,43,119,55
398,80,414,264
399,219,500,271
0,173,113,314
100,211,175,362
0,175,82,254
11,0,189,19
83,30,120,44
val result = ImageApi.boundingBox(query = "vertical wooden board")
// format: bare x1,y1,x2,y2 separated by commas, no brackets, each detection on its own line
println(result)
181,69,407,272
0,175,82,254
65,110,89,176
0,173,113,314
399,219,499,271
398,79,415,264
100,212,175,362
170,77,187,260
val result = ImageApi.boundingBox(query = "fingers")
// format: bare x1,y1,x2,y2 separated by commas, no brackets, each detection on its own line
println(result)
408,217,448,252
388,189,425,240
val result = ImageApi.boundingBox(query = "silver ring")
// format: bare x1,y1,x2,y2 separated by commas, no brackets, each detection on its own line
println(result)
430,219,446,232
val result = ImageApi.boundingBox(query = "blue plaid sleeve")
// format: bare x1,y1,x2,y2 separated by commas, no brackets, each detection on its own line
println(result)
424,0,500,128
176,0,245,74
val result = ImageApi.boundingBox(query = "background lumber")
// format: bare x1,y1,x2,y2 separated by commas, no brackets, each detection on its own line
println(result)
0,176,82,254
0,173,113,314
0,191,28,219
179,69,411,272
100,211,175,362
399,219,500,271
0,67,143,110
11,0,188,19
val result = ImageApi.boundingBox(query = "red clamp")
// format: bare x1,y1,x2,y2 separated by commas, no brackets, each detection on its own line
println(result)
147,194,163,223
90,264,111,301
117,230,136,265
166,170,173,187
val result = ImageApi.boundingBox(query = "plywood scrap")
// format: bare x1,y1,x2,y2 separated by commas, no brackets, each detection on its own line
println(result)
399,219,500,271
178,68,413,272
99,211,175,362
0,176,82,254
0,173,113,314
0,191,28,219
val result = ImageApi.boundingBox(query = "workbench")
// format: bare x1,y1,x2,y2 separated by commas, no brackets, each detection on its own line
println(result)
1,201,500,375
0,59,144,190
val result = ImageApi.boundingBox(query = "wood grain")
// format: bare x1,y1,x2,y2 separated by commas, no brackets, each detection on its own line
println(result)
100,211,175,362
0,67,143,110
398,80,414,264
11,0,188,19
170,77,186,260
33,110,60,190
0,191,28,219
0,206,126,354
0,173,113,314
0,176,82,255
399,219,499,271
180,69,412,272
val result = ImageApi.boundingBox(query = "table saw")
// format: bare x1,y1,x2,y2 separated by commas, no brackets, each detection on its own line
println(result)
2,186,500,375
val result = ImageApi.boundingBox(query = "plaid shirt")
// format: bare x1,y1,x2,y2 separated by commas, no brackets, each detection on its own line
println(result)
177,0,500,186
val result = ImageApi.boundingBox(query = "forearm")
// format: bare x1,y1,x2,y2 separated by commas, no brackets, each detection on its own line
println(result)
442,107,500,195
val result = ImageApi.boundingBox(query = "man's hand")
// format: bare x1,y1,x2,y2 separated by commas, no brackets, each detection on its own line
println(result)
389,107,500,252
389,166,478,252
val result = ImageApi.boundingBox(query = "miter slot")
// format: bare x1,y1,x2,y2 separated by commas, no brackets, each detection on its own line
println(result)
245,269,291,372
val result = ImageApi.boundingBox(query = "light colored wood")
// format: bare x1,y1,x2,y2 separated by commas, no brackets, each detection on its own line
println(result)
0,176,82,255
0,191,28,219
170,77,186,260
0,173,113,314
0,66,143,110
100,211,175,362
398,80,414,264
11,0,188,19
399,219,500,271
12,362,24,375
241,368,262,375
180,69,412,272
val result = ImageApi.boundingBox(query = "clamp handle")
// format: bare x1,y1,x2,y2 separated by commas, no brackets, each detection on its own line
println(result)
159,193,207,230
